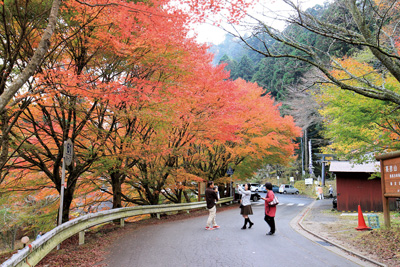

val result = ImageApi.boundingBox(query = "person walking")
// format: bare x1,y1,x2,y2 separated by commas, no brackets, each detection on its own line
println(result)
205,181,220,230
317,185,324,200
329,185,334,198
261,182,276,235
237,183,254,229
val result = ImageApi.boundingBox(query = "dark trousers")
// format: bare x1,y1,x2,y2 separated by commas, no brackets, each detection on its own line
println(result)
264,214,275,233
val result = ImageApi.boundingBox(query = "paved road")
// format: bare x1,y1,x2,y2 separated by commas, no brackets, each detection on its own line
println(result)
104,194,362,267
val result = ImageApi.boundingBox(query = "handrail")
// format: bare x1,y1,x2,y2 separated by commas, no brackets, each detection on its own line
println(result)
1,197,233,267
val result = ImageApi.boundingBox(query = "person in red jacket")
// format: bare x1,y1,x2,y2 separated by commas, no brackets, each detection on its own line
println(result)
261,182,276,235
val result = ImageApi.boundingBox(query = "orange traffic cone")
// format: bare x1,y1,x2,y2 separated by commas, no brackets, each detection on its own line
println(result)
355,205,371,231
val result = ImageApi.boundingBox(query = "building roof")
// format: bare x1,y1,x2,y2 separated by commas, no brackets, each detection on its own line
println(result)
329,161,380,173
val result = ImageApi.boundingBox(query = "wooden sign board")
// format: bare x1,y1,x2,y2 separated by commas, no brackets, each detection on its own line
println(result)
376,150,400,228
381,157,400,196
198,182,206,201
376,151,400,197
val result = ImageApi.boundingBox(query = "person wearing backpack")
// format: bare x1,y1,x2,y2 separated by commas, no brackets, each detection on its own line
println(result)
261,182,277,235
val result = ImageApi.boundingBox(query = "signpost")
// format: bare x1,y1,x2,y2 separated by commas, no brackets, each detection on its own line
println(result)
58,139,73,226
315,153,335,186
227,167,234,197
305,178,313,185
376,151,400,228
64,139,73,166
57,139,73,250
198,182,206,202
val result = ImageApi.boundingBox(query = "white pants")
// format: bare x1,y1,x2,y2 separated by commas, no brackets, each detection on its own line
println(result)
207,206,217,227
319,193,324,200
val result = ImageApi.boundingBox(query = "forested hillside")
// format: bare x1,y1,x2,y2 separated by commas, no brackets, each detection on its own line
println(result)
211,2,359,101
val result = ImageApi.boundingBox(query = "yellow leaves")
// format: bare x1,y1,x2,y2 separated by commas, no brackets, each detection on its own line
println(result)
164,168,203,190
332,56,374,83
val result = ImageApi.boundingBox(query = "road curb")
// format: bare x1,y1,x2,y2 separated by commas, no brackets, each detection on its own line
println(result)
296,200,386,267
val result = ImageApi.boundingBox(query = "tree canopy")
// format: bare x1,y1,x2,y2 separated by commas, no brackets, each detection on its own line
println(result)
0,0,300,235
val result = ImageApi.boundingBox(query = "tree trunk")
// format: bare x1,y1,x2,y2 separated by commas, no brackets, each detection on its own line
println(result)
0,112,9,183
304,129,308,175
11,226,17,251
59,178,78,223
111,174,123,209
62,189,74,223
183,191,191,203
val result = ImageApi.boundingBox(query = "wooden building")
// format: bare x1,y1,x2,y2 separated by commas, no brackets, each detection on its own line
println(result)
329,161,382,212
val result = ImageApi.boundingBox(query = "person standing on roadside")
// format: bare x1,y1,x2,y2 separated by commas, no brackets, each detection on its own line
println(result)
205,181,220,230
317,185,324,200
329,185,334,198
238,183,254,229
261,182,276,235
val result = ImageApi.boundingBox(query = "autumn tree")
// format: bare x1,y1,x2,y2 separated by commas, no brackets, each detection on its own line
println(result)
118,55,241,205
0,0,60,184
3,0,123,222
1,0,266,226
83,0,235,207
316,51,400,160
182,78,301,191
4,0,194,220
6,93,116,222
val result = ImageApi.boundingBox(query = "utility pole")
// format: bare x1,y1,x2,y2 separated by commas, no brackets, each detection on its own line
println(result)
315,153,334,186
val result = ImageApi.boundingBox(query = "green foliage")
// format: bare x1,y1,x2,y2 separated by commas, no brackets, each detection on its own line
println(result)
218,54,237,78
231,55,254,81
0,192,58,250
0,207,19,250
2,0,53,21
316,54,400,160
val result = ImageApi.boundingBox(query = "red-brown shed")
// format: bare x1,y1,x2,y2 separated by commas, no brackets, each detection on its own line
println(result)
329,161,382,212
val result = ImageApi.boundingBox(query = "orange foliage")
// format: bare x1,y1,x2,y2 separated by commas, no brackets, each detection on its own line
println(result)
2,0,298,223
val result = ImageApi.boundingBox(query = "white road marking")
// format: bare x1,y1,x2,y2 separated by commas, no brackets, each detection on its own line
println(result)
253,202,306,206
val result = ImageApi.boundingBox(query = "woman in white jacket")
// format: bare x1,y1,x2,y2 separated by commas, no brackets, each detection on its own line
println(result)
238,183,254,229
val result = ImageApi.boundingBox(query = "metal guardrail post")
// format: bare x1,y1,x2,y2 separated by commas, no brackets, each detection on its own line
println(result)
79,231,85,245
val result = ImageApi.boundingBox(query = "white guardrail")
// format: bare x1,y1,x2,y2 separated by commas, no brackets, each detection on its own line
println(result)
1,197,233,267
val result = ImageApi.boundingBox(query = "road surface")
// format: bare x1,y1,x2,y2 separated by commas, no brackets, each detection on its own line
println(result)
104,194,362,267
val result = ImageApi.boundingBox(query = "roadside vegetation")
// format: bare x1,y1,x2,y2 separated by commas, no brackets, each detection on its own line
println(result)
314,210,400,266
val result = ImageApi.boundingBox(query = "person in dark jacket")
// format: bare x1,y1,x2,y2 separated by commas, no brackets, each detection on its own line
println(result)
205,181,220,230
261,182,277,235
238,183,254,229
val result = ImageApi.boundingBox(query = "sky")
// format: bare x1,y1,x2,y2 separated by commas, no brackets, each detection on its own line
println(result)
194,0,325,45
